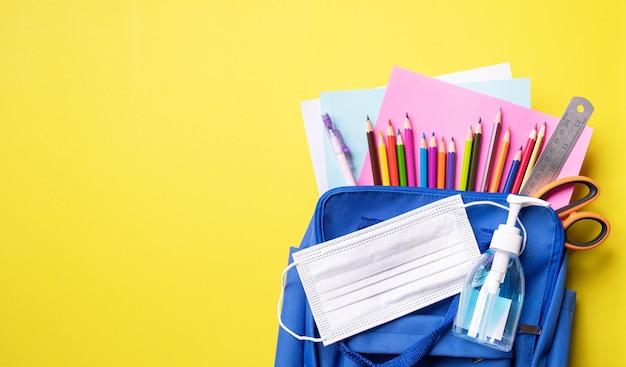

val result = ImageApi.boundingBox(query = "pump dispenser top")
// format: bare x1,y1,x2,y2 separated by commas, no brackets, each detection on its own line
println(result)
452,195,550,352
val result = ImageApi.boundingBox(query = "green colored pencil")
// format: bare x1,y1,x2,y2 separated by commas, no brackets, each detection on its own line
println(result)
467,119,482,191
397,130,408,186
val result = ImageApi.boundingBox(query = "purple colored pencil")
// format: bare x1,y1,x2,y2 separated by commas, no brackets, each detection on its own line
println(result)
446,137,456,190
428,132,437,188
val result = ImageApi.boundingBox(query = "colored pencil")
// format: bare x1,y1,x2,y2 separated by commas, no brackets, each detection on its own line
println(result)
467,119,482,191
488,126,510,192
428,132,437,188
397,130,408,186
419,132,428,188
437,136,446,188
510,124,537,194
502,147,522,193
377,130,390,186
387,120,399,186
403,113,416,186
446,137,456,190
459,126,473,191
366,116,382,185
521,121,546,189
480,108,502,192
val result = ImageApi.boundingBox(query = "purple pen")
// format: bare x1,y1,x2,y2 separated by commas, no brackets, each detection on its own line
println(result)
321,113,356,185
321,113,352,165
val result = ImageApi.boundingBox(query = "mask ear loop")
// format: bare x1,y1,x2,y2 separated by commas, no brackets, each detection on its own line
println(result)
461,201,529,254
277,262,325,343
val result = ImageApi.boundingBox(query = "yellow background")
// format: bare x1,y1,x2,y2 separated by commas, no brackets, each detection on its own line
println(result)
0,1,624,366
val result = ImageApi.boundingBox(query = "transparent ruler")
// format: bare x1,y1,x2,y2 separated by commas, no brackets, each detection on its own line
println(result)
519,97,594,196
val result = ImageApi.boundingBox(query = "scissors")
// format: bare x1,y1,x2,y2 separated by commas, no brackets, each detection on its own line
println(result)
532,175,610,250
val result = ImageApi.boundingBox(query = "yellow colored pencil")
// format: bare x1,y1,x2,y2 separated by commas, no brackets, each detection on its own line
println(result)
378,130,390,186
459,125,473,191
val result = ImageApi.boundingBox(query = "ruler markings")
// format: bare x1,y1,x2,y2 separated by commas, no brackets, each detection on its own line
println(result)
519,97,593,196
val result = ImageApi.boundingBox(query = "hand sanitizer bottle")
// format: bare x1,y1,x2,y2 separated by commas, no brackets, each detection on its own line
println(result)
452,195,550,352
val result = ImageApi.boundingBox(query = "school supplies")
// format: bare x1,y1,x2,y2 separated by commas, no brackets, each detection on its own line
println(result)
377,130,390,186
466,120,482,191
404,113,417,186
503,147,522,194
459,126,473,191
533,176,610,250
321,113,356,186
419,133,428,188
276,187,576,366
437,136,446,188
480,108,502,191
357,68,593,209
521,122,546,187
387,121,400,186
488,127,511,192
312,64,525,194
365,116,382,185
510,125,537,194
397,131,408,186
446,137,456,190
428,133,437,188
520,97,594,197
286,66,605,367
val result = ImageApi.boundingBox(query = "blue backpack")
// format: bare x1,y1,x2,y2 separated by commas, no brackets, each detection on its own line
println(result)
276,186,574,367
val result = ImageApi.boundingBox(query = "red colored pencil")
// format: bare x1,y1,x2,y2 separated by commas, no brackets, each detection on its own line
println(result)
510,125,537,194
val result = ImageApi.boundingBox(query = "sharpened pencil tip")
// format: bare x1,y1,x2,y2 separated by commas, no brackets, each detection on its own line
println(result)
406,112,409,118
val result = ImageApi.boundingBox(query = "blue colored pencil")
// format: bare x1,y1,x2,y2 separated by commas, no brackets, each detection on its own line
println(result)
502,147,522,193
419,132,428,187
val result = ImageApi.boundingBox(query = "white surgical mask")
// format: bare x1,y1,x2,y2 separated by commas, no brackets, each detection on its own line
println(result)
278,194,482,345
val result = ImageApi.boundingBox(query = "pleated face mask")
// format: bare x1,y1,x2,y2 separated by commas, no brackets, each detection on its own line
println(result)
278,194,482,345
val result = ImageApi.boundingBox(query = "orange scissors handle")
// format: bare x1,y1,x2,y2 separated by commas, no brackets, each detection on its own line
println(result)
561,211,610,250
532,176,599,218
533,175,610,250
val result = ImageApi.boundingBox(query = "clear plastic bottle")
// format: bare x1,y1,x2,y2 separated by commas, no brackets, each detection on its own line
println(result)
452,195,549,352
